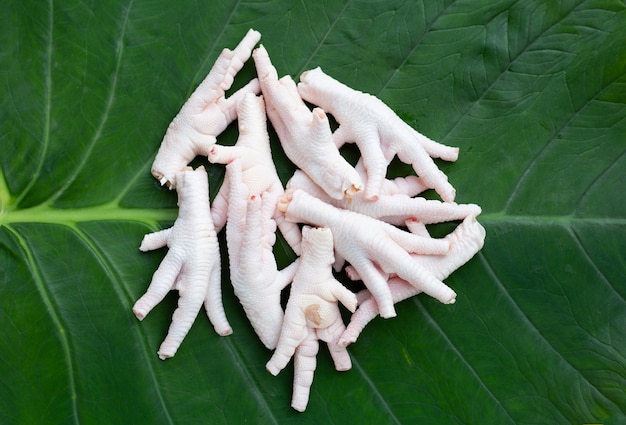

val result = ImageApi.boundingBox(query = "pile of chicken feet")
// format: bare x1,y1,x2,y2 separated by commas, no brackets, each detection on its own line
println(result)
134,29,486,412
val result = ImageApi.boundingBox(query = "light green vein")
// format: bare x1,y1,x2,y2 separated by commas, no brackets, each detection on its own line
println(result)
2,202,624,229
0,202,177,227
414,296,518,424
570,225,626,310
376,0,458,97
438,0,586,144
14,0,54,208
574,147,626,214
6,224,79,425
112,160,154,206
222,337,280,425
502,70,626,213
477,213,626,227
45,0,135,207
350,355,402,425
478,250,623,417
71,223,175,425
0,167,11,214
294,0,354,76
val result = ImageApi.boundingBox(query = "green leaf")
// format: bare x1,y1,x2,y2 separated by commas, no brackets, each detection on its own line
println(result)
1,0,625,423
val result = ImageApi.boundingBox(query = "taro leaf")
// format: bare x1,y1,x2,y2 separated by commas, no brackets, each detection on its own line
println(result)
1,0,625,424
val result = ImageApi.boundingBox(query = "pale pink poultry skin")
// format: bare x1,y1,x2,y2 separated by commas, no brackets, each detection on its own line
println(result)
297,67,459,201
133,166,231,360
266,226,357,412
279,189,456,319
339,214,486,347
208,92,302,253
287,167,482,227
150,29,261,188
224,159,299,349
252,45,363,200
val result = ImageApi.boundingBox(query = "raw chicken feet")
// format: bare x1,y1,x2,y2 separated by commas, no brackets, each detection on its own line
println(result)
151,29,261,188
298,67,458,201
252,45,363,200
225,159,298,349
133,166,231,360
135,29,487,412
208,92,301,252
279,189,455,318
339,215,486,346
266,226,357,412
287,167,481,227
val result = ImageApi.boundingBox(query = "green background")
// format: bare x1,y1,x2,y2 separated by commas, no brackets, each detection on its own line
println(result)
1,0,625,424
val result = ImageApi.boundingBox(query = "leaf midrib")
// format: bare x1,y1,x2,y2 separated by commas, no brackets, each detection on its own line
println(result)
2,206,624,227
0,204,177,226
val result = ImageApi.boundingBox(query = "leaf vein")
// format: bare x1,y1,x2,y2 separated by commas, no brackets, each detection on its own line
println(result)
221,337,281,425
46,0,135,207
376,0,459,97
479,250,622,417
14,0,54,208
567,225,626,354
6,224,80,425
439,0,586,144
350,356,402,425
72,223,176,424
295,0,355,75
574,147,626,214
414,296,518,424
503,68,626,212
